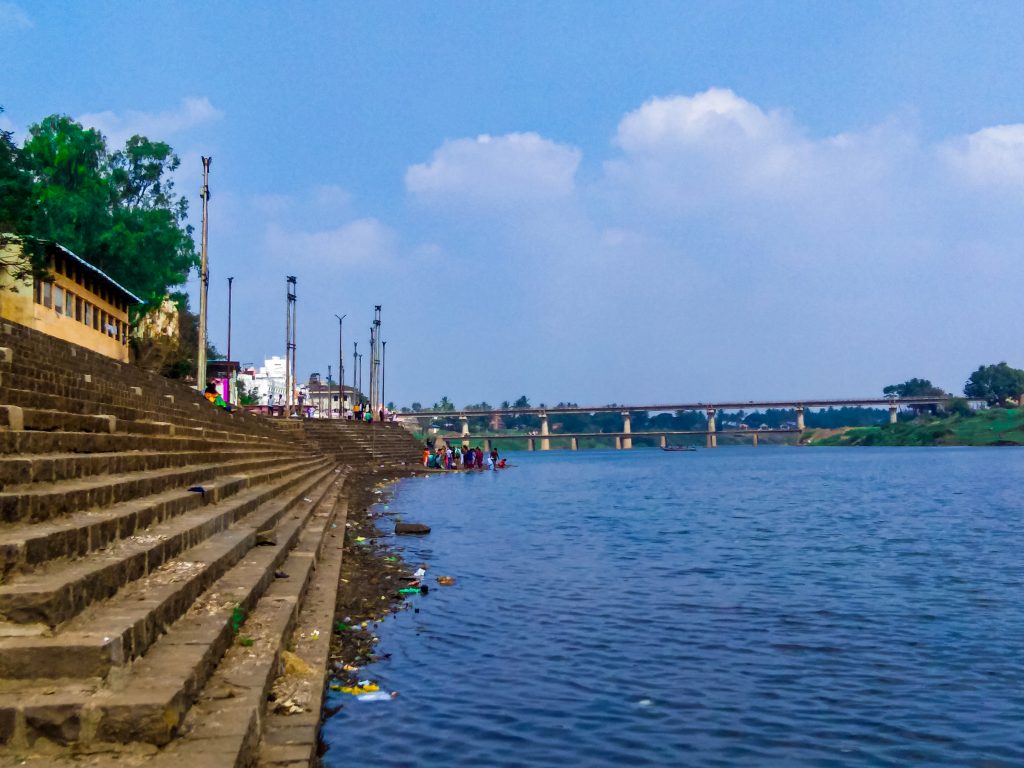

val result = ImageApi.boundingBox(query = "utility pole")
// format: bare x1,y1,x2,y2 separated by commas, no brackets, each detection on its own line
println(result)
334,313,346,417
368,324,376,415
352,341,358,412
226,276,234,404
285,276,297,412
196,156,212,391
226,276,233,363
358,353,363,409
327,364,332,419
381,339,387,413
371,305,382,413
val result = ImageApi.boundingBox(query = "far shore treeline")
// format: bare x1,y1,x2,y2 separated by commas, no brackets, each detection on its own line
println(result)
0,106,213,377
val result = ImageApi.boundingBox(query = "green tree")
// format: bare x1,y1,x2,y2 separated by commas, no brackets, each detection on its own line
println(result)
433,396,454,412
883,378,946,397
19,115,197,310
512,395,530,409
0,107,45,278
964,362,1024,406
21,115,112,262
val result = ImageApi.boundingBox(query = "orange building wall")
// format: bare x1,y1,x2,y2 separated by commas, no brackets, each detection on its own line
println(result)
0,242,133,362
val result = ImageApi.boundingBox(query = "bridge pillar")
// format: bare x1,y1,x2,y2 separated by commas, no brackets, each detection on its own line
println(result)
539,413,550,451
889,404,898,424
460,415,470,448
570,436,578,451
484,438,492,452
795,406,805,432
615,436,622,450
621,412,632,450
752,432,759,448
706,408,717,448
527,438,535,451
659,434,667,449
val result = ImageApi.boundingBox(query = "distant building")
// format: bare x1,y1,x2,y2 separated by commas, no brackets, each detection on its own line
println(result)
0,238,141,362
237,356,288,406
305,372,359,418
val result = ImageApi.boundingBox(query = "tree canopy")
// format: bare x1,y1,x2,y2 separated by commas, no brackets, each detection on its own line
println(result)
964,362,1024,406
3,111,197,309
883,378,947,398
0,107,43,278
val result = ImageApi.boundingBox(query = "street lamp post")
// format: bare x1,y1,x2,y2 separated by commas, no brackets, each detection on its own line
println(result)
226,276,234,404
334,313,346,418
358,353,363,410
196,156,212,391
326,364,332,419
381,340,387,414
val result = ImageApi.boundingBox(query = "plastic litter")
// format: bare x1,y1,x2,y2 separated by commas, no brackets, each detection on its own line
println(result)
309,629,320,640
436,576,456,586
187,486,206,495
355,691,395,702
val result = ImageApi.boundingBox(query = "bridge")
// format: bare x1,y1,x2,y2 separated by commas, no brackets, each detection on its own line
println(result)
403,396,947,450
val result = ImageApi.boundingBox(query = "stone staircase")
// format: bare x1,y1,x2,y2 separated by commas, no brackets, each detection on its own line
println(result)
302,419,423,468
0,320,415,766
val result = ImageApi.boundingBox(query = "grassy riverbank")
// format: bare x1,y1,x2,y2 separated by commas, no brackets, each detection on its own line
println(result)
810,408,1024,447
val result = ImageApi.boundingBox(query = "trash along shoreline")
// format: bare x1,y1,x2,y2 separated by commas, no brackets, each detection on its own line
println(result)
319,472,436,750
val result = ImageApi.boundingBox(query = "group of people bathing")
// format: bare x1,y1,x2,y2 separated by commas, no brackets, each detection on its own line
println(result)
424,444,507,470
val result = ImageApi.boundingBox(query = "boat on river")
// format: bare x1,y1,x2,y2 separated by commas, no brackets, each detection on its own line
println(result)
662,446,697,452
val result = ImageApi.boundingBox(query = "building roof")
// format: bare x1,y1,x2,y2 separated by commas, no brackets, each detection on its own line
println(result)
53,242,143,305
4,235,145,306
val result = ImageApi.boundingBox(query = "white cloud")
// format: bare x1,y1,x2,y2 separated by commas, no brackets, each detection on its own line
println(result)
405,132,580,205
0,2,32,30
941,123,1024,185
397,88,1024,401
265,218,396,269
614,88,794,152
78,96,223,148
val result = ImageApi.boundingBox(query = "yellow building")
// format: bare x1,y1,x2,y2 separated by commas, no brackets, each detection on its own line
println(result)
0,238,141,362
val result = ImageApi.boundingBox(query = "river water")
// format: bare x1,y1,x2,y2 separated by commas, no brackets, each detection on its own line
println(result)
321,447,1024,767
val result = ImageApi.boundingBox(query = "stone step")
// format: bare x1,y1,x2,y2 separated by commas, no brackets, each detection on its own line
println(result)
154,474,348,767
1,360,277,440
0,446,298,490
3,385,153,423
0,429,281,457
0,458,313,578
256,473,352,767
0,454,300,525
0,463,339,679
1,373,276,441
0,468,345,748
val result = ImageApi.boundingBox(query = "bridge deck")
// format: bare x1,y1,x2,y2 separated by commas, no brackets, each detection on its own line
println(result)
404,397,944,419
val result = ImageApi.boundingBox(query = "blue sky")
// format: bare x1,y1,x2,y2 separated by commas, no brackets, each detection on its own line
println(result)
3,1,1024,407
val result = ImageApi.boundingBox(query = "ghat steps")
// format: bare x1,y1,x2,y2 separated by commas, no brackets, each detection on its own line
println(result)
0,320,422,766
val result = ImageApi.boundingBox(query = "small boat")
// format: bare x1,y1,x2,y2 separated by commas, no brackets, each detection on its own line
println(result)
662,446,697,452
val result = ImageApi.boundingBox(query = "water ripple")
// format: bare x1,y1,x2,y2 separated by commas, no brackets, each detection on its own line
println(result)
323,448,1024,767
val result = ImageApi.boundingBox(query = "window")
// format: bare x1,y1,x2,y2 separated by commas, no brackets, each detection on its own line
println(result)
54,286,64,315
42,282,52,309
75,296,82,322
34,278,41,305
93,306,100,331
64,290,73,317
84,303,92,327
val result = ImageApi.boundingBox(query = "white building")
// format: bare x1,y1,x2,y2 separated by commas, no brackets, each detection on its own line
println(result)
238,356,288,406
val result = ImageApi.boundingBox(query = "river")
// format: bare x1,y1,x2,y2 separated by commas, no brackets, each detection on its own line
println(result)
321,447,1024,767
